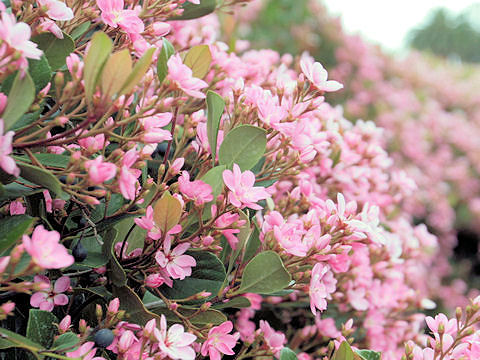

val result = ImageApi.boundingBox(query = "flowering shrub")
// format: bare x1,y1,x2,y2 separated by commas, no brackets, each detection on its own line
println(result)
0,0,479,360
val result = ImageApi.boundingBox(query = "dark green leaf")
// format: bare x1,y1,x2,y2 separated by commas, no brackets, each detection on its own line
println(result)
0,327,43,353
237,251,291,294
0,181,42,201
70,22,91,40
77,236,108,268
3,72,35,130
13,154,70,169
212,296,251,309
280,347,298,360
200,165,225,201
332,341,355,360
26,309,57,348
0,215,34,253
51,332,80,352
157,38,175,84
172,0,217,20
102,228,126,286
160,251,226,303
218,125,267,171
16,162,69,200
160,307,227,326
355,350,381,360
243,222,261,262
206,90,225,164
28,56,52,93
112,286,161,326
32,32,75,70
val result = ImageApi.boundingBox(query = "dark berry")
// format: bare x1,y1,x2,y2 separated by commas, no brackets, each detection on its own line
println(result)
79,217,88,227
59,175,67,184
72,241,87,262
94,329,115,348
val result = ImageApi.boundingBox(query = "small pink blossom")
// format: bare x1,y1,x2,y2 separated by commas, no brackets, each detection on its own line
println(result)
222,164,270,210
0,119,20,177
96,0,144,39
37,0,74,21
167,54,208,98
119,165,138,200
22,225,74,269
140,112,172,144
9,201,25,215
84,156,117,185
178,171,213,206
259,320,285,357
155,237,196,280
0,13,42,61
155,314,197,360
201,321,239,360
309,263,337,315
30,275,70,312
300,58,343,92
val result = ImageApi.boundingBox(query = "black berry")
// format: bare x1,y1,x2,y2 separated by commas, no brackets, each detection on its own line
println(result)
94,329,114,348
72,241,88,262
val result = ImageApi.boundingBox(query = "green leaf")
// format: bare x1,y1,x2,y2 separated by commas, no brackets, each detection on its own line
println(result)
112,285,161,326
70,22,91,40
183,45,212,79
13,154,70,169
16,162,69,200
218,125,267,171
3,72,35,130
160,251,226,303
102,228,126,287
200,165,225,201
101,49,132,99
26,309,57,348
28,56,52,93
51,332,80,352
157,38,175,84
355,350,381,360
237,251,291,294
153,191,182,234
332,341,355,360
32,32,74,70
118,47,155,96
0,215,34,253
161,307,227,326
0,181,43,201
77,236,109,268
212,296,251,309
280,347,298,360
172,0,217,20
83,32,113,104
0,327,43,354
206,90,225,164
243,222,261,262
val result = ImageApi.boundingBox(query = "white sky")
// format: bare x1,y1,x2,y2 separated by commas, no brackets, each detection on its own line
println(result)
323,0,480,51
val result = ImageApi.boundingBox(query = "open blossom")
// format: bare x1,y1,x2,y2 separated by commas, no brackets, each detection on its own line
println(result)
30,275,70,312
22,225,74,269
155,237,196,280
37,0,74,21
0,119,20,177
140,112,172,144
259,320,286,357
167,54,208,98
0,12,42,62
222,164,270,210
300,58,343,92
201,321,239,360
84,156,117,185
309,263,337,315
155,314,197,360
178,171,213,206
96,0,144,39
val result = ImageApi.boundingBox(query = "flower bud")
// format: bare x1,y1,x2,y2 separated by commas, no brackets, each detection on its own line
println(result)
118,330,135,353
108,298,120,314
58,315,71,333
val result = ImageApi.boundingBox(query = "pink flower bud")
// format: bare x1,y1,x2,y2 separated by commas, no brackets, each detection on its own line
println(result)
0,93,7,114
1,302,15,315
59,315,71,332
108,298,119,313
0,256,10,273
118,330,135,353
143,319,156,338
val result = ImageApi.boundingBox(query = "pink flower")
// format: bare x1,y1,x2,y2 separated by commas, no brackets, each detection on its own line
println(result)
425,313,457,336
119,165,137,200
84,156,117,185
300,58,343,92
0,302,15,318
167,54,208,99
66,341,101,360
222,164,270,210
58,315,71,333
37,0,74,21
9,201,25,215
155,237,196,280
201,321,239,360
140,112,172,144
155,314,197,360
96,0,144,39
178,171,213,206
30,275,70,312
22,225,74,269
309,263,337,315
0,13,42,61
134,205,162,240
259,320,285,357
0,119,20,177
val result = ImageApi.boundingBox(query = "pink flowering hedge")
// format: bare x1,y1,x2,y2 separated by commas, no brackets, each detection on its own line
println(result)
0,0,480,360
